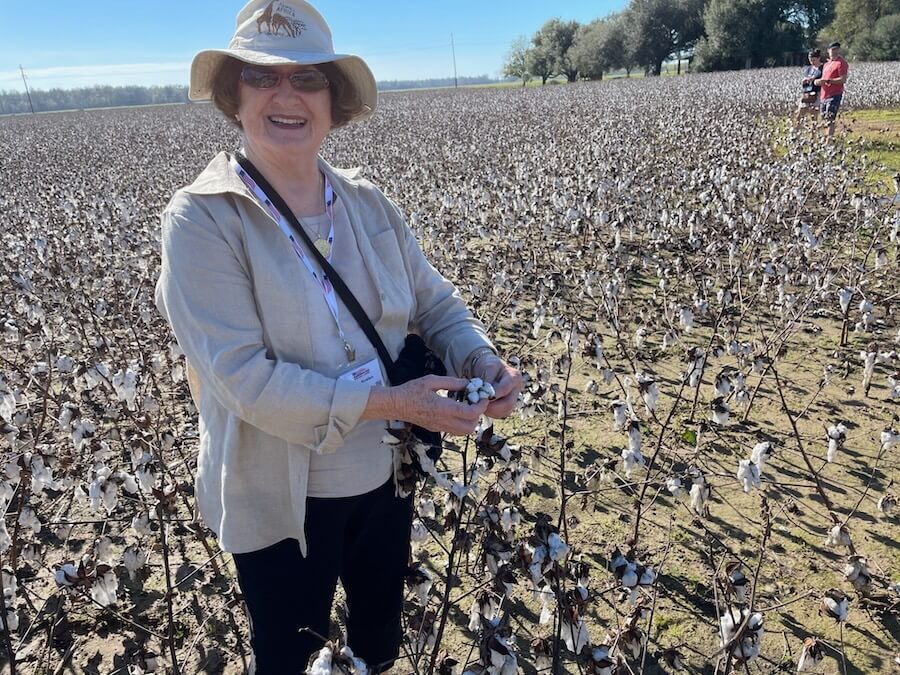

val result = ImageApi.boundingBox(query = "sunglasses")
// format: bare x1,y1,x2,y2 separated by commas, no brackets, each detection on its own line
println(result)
240,66,330,92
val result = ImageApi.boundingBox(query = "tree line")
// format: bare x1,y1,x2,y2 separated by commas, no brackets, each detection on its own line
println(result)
503,0,900,84
0,75,510,115
0,84,190,115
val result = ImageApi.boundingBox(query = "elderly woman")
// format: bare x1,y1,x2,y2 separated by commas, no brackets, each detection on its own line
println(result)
154,0,522,672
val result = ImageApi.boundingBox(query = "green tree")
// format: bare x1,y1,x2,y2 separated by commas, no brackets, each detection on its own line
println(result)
851,12,900,58
526,43,556,85
694,0,806,70
824,0,900,53
785,0,836,44
570,14,629,79
624,0,705,75
528,18,581,83
826,0,900,40
503,36,532,86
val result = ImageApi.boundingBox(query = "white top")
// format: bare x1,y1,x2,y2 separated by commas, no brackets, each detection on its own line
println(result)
303,200,392,498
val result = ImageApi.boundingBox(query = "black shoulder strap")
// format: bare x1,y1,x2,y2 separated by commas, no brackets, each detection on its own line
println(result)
234,152,400,384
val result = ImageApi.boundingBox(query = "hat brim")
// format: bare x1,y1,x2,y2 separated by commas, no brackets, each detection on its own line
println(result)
189,48,377,123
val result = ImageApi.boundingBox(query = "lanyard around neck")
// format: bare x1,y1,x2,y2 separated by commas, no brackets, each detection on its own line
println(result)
230,154,355,363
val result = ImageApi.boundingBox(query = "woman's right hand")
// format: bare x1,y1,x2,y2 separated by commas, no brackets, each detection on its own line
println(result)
362,376,488,436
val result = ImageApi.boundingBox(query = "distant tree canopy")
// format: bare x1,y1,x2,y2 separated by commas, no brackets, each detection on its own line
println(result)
0,84,189,115
824,0,900,59
503,0,900,82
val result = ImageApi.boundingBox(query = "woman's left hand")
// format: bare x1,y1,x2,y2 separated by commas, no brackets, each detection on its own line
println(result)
473,356,524,419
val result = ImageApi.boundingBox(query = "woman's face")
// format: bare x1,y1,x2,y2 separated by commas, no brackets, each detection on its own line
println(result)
809,55,821,66
237,64,333,162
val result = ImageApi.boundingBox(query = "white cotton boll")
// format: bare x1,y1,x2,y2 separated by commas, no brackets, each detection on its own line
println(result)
58,403,79,431
71,418,96,451
826,423,847,462
123,545,149,581
95,536,115,565
500,506,520,533
338,646,369,674
689,482,709,516
877,495,896,514
117,471,139,495
639,566,657,586
667,477,685,498
112,368,139,410
679,307,694,331
711,400,730,426
620,562,639,589
136,464,156,493
737,460,761,493
91,568,118,607
750,442,772,470
561,619,590,653
54,563,79,587
824,524,852,549
610,401,628,430
308,646,334,675
0,389,16,425
638,375,659,413
18,506,41,535
30,455,57,494
0,521,11,554
822,591,849,622
538,592,554,625
881,428,900,450
131,511,152,537
55,355,75,373
0,481,12,510
417,497,435,519
547,532,569,562
837,288,853,314
410,519,429,543
3,602,18,631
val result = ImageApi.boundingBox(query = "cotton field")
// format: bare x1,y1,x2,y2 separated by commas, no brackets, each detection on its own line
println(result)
1,62,900,674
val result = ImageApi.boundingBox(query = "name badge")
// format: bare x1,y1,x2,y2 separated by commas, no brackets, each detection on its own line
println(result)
338,358,385,387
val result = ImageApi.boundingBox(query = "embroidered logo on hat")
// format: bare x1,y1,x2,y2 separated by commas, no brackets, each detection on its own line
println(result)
257,1,307,37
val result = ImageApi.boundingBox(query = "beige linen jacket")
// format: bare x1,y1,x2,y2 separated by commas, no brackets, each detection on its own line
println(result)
155,152,493,554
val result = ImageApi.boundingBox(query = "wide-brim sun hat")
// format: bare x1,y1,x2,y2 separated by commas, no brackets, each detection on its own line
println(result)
189,0,377,122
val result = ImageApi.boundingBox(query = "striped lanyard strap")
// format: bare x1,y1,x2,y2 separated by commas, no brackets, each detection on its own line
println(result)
231,155,356,363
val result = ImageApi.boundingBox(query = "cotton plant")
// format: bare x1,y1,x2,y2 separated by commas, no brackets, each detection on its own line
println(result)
719,608,764,664
306,642,370,675
843,556,872,593
621,420,645,478
405,563,432,606
725,562,748,602
610,548,656,604
736,459,761,493
877,494,896,515
112,366,140,410
825,423,848,463
122,544,150,582
636,373,659,413
710,397,730,426
797,637,825,672
687,469,711,517
820,588,849,622
824,523,853,550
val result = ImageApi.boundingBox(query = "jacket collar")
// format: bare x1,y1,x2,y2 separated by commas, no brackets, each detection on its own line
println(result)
182,150,364,198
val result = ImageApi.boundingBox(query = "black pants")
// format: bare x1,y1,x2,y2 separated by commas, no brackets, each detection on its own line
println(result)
232,479,413,674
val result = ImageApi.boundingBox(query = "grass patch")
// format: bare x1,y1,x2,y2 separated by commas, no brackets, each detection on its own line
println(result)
841,107,900,194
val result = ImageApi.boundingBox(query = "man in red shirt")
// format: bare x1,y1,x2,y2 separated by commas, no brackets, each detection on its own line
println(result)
815,42,850,139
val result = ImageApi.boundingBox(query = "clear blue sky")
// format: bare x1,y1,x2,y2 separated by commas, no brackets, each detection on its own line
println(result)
0,1,626,91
